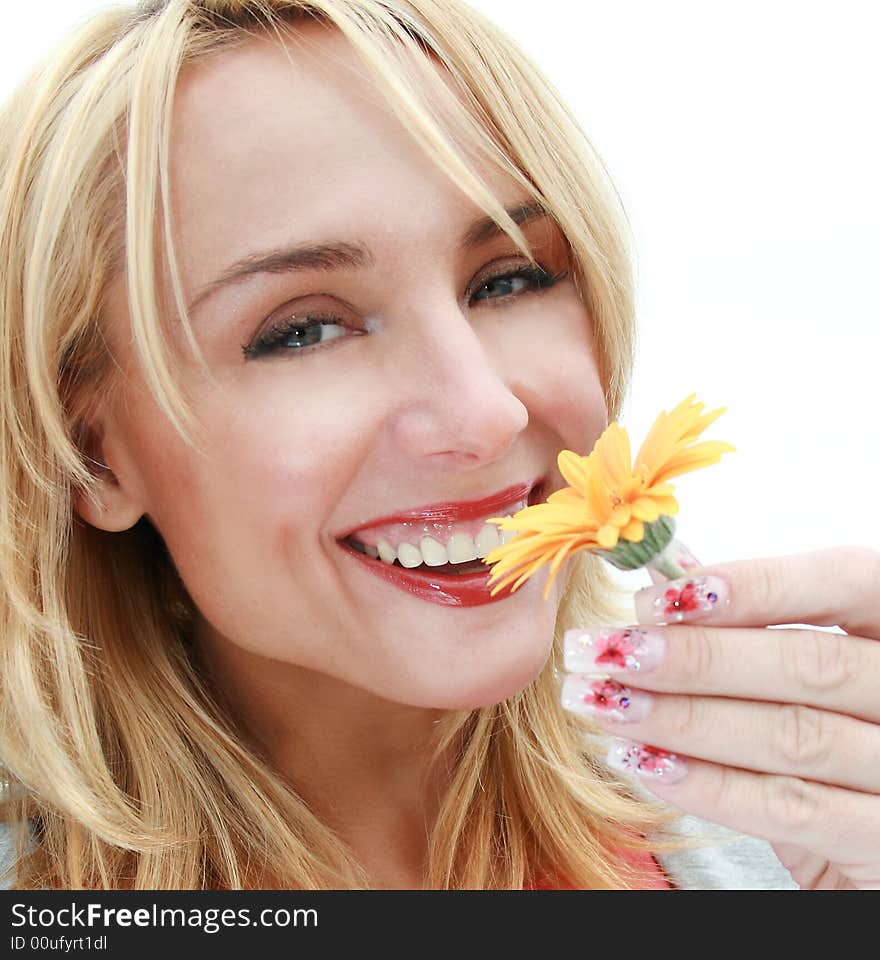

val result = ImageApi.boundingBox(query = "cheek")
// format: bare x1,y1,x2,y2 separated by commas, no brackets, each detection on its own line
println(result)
213,374,372,500
138,375,375,569
495,298,608,453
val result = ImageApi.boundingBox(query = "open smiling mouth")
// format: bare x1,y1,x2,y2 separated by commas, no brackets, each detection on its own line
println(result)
334,480,545,606
343,544,490,576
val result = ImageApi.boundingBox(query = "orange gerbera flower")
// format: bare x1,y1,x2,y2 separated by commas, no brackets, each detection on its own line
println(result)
483,394,735,599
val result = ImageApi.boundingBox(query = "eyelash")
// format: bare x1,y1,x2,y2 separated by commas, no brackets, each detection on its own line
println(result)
241,263,570,361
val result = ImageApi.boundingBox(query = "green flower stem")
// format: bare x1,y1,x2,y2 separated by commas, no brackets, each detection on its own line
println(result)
646,551,687,580
597,514,678,572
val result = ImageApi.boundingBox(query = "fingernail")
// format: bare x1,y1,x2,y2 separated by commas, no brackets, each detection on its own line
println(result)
634,575,729,625
605,738,688,785
668,539,702,570
647,540,703,585
561,675,652,722
563,626,664,674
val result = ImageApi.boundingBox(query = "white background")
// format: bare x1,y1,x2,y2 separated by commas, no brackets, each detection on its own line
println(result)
3,1,878,577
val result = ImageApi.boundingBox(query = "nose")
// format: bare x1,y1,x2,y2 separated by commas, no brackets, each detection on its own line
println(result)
390,300,529,469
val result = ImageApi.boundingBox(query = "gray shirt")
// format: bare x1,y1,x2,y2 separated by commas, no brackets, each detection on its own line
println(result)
655,814,798,889
0,814,797,889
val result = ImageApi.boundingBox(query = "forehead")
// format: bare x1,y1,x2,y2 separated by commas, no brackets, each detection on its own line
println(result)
167,26,521,291
171,24,402,184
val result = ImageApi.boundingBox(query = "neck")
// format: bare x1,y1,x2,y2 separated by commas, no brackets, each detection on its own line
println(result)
192,621,456,888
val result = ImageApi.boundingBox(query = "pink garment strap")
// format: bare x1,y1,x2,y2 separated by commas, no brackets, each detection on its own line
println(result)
524,847,671,890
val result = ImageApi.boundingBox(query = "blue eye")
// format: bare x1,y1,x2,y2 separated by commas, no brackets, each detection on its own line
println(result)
243,316,350,361
472,264,568,303
242,264,569,360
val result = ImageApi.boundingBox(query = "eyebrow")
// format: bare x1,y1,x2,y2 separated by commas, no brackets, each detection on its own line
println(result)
186,199,550,317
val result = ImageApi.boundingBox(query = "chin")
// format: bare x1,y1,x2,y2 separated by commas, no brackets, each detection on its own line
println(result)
412,644,552,711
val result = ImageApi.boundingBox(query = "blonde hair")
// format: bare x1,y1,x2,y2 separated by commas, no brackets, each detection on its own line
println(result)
0,0,683,889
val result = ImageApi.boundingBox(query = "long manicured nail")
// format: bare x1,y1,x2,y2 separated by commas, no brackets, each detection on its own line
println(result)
635,575,729,625
561,675,652,722
563,627,664,674
605,738,688,784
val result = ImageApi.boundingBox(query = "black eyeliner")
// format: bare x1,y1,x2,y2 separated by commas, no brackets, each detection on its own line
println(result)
242,264,570,360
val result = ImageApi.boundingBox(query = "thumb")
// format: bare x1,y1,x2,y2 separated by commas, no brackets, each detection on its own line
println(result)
646,538,703,585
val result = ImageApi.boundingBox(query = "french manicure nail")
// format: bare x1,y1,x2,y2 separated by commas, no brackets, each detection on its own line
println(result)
563,626,664,674
634,575,729,625
605,738,688,785
561,675,652,722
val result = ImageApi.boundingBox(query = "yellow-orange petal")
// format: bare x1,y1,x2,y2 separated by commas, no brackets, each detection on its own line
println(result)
586,467,613,521
487,503,591,531
489,549,555,595
630,497,660,522
630,406,680,478
619,518,644,542
683,404,728,442
635,394,715,480
484,532,576,573
481,395,731,597
596,524,619,549
620,475,644,499
650,496,679,516
557,449,592,493
544,490,599,523
596,423,632,489
541,539,582,599
546,487,583,508
608,504,631,527
651,440,736,486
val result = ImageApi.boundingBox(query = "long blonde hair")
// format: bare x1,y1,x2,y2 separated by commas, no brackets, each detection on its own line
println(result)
0,0,681,889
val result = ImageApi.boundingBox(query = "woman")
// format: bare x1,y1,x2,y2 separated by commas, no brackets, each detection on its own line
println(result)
0,0,876,890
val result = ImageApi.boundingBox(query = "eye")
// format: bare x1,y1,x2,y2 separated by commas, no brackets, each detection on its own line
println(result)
470,264,569,305
242,314,360,361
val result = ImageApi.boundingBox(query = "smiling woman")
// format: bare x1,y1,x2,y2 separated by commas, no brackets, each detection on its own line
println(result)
0,0,794,890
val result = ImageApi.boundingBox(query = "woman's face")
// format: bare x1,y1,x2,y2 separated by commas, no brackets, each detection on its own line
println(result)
92,26,608,709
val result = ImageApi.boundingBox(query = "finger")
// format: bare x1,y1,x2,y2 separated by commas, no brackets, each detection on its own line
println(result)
563,624,880,724
567,686,880,793
632,546,880,639
647,539,703,585
768,843,848,889
604,740,880,886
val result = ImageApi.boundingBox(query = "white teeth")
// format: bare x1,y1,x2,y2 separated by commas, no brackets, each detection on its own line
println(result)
397,542,423,568
355,504,529,568
446,532,477,563
377,537,397,564
473,523,501,558
419,536,448,566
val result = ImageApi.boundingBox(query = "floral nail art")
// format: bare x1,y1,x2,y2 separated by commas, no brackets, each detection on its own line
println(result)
664,580,716,617
605,738,688,784
563,627,664,674
588,678,632,710
595,631,637,669
560,676,651,722
635,575,729,625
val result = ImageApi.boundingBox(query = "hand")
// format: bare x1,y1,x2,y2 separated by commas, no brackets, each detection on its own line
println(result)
560,545,880,890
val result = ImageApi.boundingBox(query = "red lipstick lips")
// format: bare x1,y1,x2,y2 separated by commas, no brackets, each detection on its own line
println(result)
340,480,536,539
337,478,545,607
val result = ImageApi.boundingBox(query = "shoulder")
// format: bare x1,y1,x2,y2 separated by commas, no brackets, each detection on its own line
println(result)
0,818,39,890
0,820,20,889
656,814,799,890
0,781,41,889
